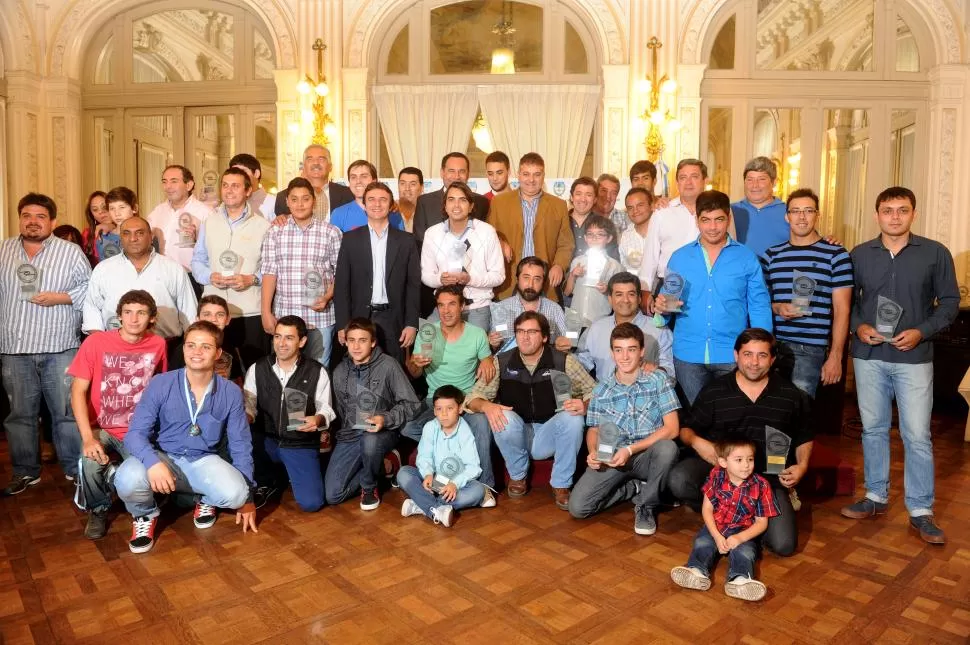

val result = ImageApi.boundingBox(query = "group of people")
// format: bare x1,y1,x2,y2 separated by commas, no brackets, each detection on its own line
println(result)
0,143,959,603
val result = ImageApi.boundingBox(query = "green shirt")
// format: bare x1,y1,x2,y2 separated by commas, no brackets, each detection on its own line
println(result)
426,322,492,394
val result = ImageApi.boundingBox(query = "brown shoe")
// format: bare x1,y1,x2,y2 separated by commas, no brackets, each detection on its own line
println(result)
507,478,528,497
552,487,570,510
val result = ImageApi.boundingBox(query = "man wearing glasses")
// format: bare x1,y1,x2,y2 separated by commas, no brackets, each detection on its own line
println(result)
465,311,596,509
761,189,853,398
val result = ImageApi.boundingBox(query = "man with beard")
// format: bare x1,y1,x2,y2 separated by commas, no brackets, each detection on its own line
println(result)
274,145,354,222
667,328,812,557
487,256,573,353
1,193,90,495
396,167,424,233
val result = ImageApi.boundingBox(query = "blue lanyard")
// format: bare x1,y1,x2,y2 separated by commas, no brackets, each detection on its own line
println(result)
183,370,213,434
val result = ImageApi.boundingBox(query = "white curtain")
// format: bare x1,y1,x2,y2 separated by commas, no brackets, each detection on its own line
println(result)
478,85,600,178
372,85,480,177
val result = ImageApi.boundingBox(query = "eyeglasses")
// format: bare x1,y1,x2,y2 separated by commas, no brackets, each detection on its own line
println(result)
514,328,543,337
584,231,609,239
878,207,912,217
787,208,818,216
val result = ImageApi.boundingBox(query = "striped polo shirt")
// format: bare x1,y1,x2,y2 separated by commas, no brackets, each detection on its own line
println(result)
761,239,853,346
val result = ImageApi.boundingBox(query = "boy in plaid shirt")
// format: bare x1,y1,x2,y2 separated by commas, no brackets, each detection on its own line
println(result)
670,436,779,601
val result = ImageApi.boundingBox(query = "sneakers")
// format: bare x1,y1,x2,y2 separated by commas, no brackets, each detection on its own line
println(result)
64,474,76,482
360,488,381,511
670,566,711,592
384,449,401,488
128,516,157,553
507,478,528,497
193,502,217,529
3,474,40,496
552,487,570,510
253,486,279,511
85,509,109,540
841,497,888,519
401,499,424,518
910,515,946,544
724,576,767,602
431,504,454,527
481,488,497,508
634,505,657,536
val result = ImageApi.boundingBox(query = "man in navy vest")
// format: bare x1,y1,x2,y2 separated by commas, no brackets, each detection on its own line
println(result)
465,311,596,510
243,316,335,511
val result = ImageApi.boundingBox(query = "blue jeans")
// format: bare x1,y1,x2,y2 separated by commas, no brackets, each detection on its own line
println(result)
304,326,333,368
79,431,129,513
114,452,250,519
403,402,496,488
2,349,82,478
262,437,325,512
324,430,399,504
491,410,584,488
396,465,485,517
852,359,935,516
777,341,827,398
686,525,759,581
673,359,735,405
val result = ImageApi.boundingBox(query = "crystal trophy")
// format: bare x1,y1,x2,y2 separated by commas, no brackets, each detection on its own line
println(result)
283,388,309,432
564,307,584,347
177,212,196,247
765,425,792,475
102,242,121,258
875,295,903,341
430,456,463,493
106,316,121,330
583,247,609,286
218,249,241,276
302,269,325,307
415,318,445,363
661,272,686,313
352,386,380,431
489,304,512,343
791,270,817,317
16,264,40,301
445,240,466,274
596,422,621,463
550,369,572,412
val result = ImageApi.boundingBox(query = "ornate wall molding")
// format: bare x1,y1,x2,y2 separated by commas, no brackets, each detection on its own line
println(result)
935,108,955,245
25,113,38,192
681,0,723,64
52,116,67,207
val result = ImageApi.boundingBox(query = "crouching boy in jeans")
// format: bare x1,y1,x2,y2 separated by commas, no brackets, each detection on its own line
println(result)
670,436,779,601
396,385,486,527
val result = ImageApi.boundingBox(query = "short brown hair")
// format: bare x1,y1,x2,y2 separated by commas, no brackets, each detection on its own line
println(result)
786,188,819,211
345,317,377,341
610,322,644,349
629,160,657,182
519,152,545,169
347,159,378,179
676,158,708,179
716,435,757,459
105,186,138,210
484,151,510,168
197,294,229,316
116,289,158,320
513,311,550,341
570,177,597,195
222,167,252,191
184,320,224,349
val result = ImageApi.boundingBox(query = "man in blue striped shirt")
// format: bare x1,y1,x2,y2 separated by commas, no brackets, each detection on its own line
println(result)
1,193,91,495
761,189,853,397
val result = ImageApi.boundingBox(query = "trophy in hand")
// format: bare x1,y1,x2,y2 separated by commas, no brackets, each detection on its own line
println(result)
596,422,621,464
550,369,572,412
284,388,309,432
791,271,817,317
430,456,464,493
16,264,41,301
352,386,380,431
219,249,241,276
765,425,792,475
875,295,903,342
660,272,686,313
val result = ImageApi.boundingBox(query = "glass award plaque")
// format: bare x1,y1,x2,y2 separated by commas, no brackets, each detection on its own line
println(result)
550,369,572,412
415,318,445,363
352,386,380,430
102,242,121,259
445,240,466,274
564,308,584,347
583,248,609,286
490,304,512,342
875,295,903,341
283,388,309,432
218,249,241,276
661,272,685,313
791,270,817,316
106,316,121,330
16,264,40,301
302,269,325,307
430,456,464,493
177,212,196,247
765,425,792,475
596,422,621,463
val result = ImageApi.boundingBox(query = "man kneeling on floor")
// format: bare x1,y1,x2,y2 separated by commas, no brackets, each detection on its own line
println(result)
244,315,335,511
397,385,488,527
115,320,257,553
568,323,680,535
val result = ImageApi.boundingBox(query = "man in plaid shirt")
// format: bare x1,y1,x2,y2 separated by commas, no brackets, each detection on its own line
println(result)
568,323,680,536
260,177,342,366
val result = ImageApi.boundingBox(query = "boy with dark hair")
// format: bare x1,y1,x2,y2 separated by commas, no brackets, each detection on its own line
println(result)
670,436,779,601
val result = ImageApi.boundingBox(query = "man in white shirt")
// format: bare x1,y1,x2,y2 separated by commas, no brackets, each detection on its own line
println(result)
83,216,197,340
146,165,213,285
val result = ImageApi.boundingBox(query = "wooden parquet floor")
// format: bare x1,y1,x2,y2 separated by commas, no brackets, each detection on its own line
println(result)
1,406,969,645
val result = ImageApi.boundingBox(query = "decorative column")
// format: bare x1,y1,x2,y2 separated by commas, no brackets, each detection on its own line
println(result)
341,68,368,169
43,77,84,230
601,64,630,176
4,72,42,233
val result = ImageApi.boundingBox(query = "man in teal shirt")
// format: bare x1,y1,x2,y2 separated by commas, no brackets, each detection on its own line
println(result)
403,284,496,486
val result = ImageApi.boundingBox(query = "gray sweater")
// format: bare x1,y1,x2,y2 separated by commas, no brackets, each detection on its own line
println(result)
332,346,422,442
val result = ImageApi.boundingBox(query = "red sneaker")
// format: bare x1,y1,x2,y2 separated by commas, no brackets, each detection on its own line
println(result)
128,516,157,553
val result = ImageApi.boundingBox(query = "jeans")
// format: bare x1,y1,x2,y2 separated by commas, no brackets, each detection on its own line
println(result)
428,306,492,332
2,349,82,478
396,465,485,517
568,439,678,518
777,341,827,398
686,525,759,581
403,403,496,488
673,359,735,405
324,430,399,504
667,455,798,556
114,452,250,519
491,410,584,488
304,326,333,368
257,436,325,512
852,359,935,516
79,430,130,513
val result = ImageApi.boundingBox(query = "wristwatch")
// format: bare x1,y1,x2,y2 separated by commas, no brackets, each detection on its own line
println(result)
252,274,261,286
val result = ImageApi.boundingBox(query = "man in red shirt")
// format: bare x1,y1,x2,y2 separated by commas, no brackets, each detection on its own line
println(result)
70,290,168,539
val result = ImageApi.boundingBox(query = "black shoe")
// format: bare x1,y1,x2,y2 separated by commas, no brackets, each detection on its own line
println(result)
360,488,381,511
85,509,109,540
254,486,279,510
3,474,40,496
910,515,946,544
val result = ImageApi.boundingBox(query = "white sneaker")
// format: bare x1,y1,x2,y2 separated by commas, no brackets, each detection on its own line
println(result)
431,504,454,527
401,499,424,518
670,566,711,591
724,576,767,601
481,488,497,508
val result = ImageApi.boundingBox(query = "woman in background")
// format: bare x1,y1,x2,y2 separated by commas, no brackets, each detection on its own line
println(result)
80,191,112,266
